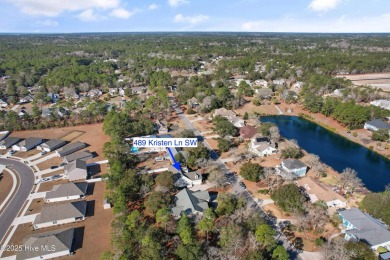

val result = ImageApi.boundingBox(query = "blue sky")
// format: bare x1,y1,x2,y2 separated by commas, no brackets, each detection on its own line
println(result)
0,0,389,33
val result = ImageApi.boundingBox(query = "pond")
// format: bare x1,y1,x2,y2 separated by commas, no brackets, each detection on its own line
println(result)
260,116,390,192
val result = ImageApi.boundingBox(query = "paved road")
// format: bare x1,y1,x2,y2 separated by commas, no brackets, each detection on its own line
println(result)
0,159,34,244
178,112,298,258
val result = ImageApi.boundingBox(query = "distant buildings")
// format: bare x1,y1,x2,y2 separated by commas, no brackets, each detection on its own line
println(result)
37,139,66,152
364,119,390,134
370,100,390,111
12,137,43,152
56,141,86,157
0,137,21,149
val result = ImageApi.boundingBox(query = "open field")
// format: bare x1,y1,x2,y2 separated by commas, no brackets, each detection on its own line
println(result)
9,123,109,163
336,73,390,91
2,182,114,259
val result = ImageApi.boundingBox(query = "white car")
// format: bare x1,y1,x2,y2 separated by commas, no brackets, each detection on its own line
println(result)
8,150,16,155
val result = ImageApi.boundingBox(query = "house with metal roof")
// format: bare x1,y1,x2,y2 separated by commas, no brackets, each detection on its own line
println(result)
37,139,67,152
364,119,390,134
63,150,93,164
12,137,43,152
276,159,307,179
64,159,88,182
56,141,86,157
45,182,88,203
16,228,75,260
33,201,87,229
171,188,210,217
339,208,390,250
0,137,21,149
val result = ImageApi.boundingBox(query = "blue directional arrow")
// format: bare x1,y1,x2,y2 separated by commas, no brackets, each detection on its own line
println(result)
167,147,181,171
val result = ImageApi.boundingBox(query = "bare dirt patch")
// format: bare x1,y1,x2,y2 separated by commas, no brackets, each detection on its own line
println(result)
36,157,63,171
25,199,44,216
9,123,109,163
0,170,14,206
14,150,40,159
336,73,390,91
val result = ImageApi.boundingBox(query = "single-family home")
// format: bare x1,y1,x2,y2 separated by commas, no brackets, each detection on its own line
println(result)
188,97,199,108
33,200,87,229
293,81,304,92
277,159,307,179
296,177,347,208
131,86,147,95
12,137,43,152
249,136,277,157
64,159,88,182
0,131,10,142
155,119,169,134
236,79,252,87
41,107,53,118
0,99,8,108
56,141,86,157
281,90,298,100
333,88,346,97
364,119,390,134
45,182,88,203
230,116,245,128
0,137,20,149
255,88,273,99
174,170,203,188
63,150,93,164
171,188,210,217
37,139,66,152
19,95,34,104
16,228,75,260
108,88,118,96
87,89,102,98
47,93,60,103
118,87,125,97
273,79,285,85
254,79,268,87
370,100,390,111
339,208,390,250
213,108,236,119
240,125,257,139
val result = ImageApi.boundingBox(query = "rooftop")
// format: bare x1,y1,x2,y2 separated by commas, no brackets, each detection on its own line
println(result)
296,177,346,203
282,158,307,170
45,182,88,200
34,201,87,225
172,188,209,216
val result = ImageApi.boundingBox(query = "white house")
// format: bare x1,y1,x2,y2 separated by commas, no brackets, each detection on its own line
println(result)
87,89,102,97
174,170,202,188
229,116,245,128
273,79,285,85
370,100,390,111
254,79,268,87
33,201,87,230
64,159,88,182
249,136,277,157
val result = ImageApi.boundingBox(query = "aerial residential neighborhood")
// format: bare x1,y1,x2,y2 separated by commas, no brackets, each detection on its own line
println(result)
1,1,390,260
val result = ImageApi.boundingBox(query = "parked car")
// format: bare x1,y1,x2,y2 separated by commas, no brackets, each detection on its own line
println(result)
51,175,62,180
8,150,15,155
39,177,51,183
59,162,66,167
239,181,246,189
50,165,58,169
40,151,47,155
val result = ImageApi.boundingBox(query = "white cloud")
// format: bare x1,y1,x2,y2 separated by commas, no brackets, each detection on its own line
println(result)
110,8,136,19
241,13,390,33
36,19,58,27
78,9,99,21
174,14,208,25
10,0,120,17
168,0,189,7
148,4,159,10
308,0,342,12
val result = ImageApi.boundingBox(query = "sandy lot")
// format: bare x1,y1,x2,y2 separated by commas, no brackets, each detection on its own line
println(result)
10,123,109,163
336,73,390,91
36,157,63,171
2,182,114,259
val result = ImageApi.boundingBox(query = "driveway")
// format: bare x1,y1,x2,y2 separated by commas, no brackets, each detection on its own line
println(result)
0,159,34,243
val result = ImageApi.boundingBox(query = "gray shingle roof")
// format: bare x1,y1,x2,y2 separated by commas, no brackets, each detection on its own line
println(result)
365,119,390,129
17,137,43,148
64,150,93,163
41,139,66,149
34,201,87,225
57,141,86,157
45,182,88,200
0,137,20,148
172,188,209,215
64,159,87,172
282,159,307,170
340,208,390,246
16,228,74,260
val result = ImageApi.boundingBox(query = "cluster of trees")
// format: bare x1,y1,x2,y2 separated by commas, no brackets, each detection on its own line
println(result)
257,122,281,143
240,162,264,182
212,115,238,137
361,190,390,226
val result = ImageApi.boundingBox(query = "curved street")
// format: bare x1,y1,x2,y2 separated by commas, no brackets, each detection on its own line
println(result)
0,158,35,243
